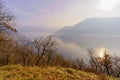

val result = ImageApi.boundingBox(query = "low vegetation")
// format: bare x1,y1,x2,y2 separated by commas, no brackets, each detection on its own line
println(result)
0,65,118,80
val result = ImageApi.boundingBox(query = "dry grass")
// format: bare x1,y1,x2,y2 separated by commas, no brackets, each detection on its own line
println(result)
0,65,119,80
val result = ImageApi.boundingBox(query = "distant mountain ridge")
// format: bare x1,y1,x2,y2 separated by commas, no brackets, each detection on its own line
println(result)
55,17,120,53
55,26,72,36
56,17,120,37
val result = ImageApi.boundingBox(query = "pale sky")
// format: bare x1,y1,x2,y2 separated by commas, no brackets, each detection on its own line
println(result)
4,0,120,37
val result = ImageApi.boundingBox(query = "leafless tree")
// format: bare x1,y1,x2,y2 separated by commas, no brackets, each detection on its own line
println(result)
113,57,120,78
0,0,17,34
0,0,17,66
88,49,115,76
12,36,35,66
101,51,113,76
88,49,100,73
0,40,15,66
72,58,85,70
34,36,58,66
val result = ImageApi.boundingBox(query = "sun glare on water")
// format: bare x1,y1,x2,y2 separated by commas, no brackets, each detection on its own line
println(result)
98,0,120,10
99,48,105,58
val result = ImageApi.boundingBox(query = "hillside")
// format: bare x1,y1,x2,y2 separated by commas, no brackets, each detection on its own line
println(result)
0,65,118,80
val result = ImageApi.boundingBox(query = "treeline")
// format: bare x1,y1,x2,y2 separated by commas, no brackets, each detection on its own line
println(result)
68,46,120,78
89,49,120,78
0,35,71,67
1,34,120,78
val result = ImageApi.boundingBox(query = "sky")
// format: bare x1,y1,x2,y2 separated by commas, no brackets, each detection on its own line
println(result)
4,0,120,38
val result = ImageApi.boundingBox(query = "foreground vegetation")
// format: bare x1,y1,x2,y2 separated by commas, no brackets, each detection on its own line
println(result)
0,65,118,80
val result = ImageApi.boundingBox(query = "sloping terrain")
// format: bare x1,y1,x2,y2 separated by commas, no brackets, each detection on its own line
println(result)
0,65,118,80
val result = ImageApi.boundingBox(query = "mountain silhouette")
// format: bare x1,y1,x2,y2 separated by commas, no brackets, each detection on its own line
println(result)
56,17,120,56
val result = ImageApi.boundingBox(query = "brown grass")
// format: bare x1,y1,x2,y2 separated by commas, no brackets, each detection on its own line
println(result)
0,65,118,80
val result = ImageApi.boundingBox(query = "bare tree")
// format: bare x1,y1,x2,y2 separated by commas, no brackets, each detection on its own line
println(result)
13,36,35,66
101,51,113,76
0,0,17,34
88,49,115,76
72,58,85,70
113,57,120,78
0,40,15,66
76,58,85,70
88,49,100,73
34,36,58,66
0,0,17,66
18,45,34,66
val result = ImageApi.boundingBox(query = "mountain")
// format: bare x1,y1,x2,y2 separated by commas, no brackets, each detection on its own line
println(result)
55,26,72,36
55,17,120,56
56,17,120,38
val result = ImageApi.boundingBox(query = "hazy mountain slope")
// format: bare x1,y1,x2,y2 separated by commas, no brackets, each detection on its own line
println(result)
71,17,120,34
55,26,72,36
0,65,118,80
55,17,120,54
57,17,120,39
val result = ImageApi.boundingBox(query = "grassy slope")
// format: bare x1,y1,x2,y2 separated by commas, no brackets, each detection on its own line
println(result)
0,65,119,80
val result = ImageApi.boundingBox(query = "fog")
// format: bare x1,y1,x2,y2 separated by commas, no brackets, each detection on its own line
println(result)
56,35,120,58
56,38,88,59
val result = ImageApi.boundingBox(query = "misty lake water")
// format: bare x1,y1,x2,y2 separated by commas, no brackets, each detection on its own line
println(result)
55,35,120,60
